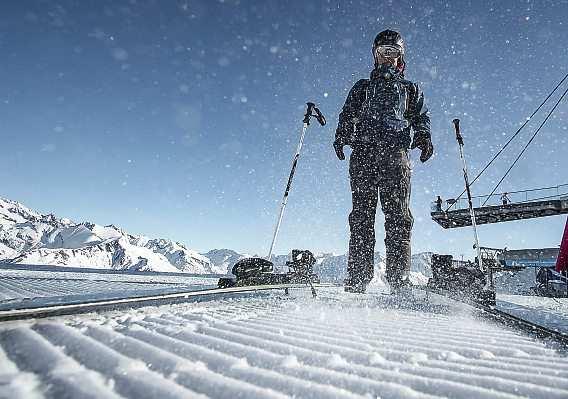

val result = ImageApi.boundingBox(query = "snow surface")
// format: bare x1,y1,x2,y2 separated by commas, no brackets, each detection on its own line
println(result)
497,294,568,334
0,263,219,305
1,287,567,398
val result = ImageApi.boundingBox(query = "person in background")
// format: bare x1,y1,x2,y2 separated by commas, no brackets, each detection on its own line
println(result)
435,196,443,212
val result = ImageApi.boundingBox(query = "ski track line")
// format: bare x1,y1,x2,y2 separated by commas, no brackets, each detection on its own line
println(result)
136,296,562,372
138,316,517,399
215,318,568,398
108,322,369,399
224,294,544,350
125,320,439,399
246,314,565,366
241,316,568,388
0,342,42,399
255,307,568,366
0,276,190,302
170,309,568,379
264,307,543,348
3,290,568,398
191,308,568,376
231,316,568,378
283,304,544,347
82,323,303,399
161,304,568,387
250,311,529,349
172,306,563,369
194,318,568,399
1,278,67,298
31,322,202,399
0,326,120,399
0,281,29,301
261,304,564,356
249,313,538,357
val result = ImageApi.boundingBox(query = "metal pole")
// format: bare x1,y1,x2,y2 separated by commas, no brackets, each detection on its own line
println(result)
266,103,326,261
452,119,487,284
267,122,309,261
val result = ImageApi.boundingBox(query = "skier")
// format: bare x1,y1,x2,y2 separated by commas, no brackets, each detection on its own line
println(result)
334,29,433,293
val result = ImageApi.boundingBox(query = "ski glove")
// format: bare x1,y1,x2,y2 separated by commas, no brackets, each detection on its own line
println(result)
411,134,433,163
333,141,346,160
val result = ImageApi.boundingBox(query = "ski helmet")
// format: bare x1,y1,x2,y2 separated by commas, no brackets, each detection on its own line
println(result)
372,29,405,73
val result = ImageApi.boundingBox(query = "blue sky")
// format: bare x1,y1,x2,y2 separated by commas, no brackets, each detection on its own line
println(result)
1,0,567,258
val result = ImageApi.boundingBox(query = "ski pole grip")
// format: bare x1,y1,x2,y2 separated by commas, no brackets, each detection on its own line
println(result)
303,103,315,125
453,118,464,146
313,105,326,126
303,102,326,126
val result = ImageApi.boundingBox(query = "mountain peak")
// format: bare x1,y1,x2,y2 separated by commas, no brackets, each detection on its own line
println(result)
0,197,221,274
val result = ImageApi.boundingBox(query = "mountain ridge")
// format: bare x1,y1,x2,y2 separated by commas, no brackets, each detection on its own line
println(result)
0,196,433,282
0,197,221,274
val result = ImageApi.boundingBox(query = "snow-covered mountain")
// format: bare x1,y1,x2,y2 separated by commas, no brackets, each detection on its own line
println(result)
202,249,248,274
0,197,222,274
0,196,433,278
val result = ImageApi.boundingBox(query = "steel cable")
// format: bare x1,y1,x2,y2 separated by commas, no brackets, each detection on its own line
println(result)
446,72,568,211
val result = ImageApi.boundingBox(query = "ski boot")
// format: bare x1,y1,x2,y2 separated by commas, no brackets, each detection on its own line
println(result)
389,278,414,298
344,275,368,293
344,283,367,294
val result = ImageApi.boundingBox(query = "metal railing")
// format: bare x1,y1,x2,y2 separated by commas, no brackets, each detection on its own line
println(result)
431,184,568,212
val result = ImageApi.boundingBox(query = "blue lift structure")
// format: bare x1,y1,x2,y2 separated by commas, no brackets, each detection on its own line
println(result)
431,184,568,229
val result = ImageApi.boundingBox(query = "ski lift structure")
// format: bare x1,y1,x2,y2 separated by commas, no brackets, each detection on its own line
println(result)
431,184,568,229
431,71,568,231
429,72,568,298
478,246,568,297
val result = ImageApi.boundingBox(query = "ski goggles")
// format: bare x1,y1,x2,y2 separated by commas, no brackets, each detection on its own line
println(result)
374,45,403,59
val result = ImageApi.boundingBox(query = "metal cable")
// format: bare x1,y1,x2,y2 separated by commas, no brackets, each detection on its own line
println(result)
481,84,568,206
446,72,568,211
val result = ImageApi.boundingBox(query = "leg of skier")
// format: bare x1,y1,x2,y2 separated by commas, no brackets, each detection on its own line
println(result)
378,148,413,291
346,147,380,293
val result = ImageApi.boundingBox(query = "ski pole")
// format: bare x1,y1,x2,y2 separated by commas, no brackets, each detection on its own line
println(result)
267,102,326,261
452,119,489,286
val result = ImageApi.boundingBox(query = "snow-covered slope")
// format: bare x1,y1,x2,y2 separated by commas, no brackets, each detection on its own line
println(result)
0,197,217,274
2,288,567,399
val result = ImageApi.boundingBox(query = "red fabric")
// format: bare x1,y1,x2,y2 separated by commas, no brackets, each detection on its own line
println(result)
556,217,568,273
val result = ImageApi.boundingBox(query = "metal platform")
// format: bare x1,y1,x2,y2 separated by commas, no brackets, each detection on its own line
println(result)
432,198,568,229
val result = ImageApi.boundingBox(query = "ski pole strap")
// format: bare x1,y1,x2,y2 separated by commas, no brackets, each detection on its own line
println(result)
453,119,464,146
303,102,326,126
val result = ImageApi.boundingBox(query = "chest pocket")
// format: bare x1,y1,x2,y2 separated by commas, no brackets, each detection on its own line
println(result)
361,78,408,123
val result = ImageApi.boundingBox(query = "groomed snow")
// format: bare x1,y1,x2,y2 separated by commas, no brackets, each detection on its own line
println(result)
1,287,567,398
0,263,220,305
497,294,568,334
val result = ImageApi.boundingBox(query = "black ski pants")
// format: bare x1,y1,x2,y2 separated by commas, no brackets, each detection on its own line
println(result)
347,145,413,288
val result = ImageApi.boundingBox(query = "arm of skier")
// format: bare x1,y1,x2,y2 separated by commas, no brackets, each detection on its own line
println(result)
334,79,368,160
407,83,433,162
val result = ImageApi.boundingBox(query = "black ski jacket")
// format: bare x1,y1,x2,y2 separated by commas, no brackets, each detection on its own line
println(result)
335,65,431,148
